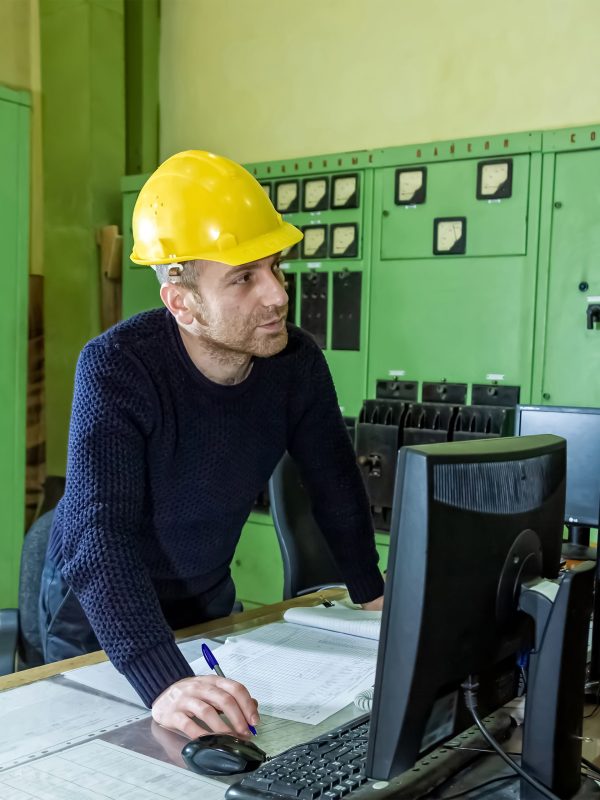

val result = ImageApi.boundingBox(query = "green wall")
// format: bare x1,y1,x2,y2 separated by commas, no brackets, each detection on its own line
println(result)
41,0,126,476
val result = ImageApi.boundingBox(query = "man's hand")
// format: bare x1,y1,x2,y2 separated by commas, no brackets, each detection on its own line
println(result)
152,675,260,739
361,595,384,611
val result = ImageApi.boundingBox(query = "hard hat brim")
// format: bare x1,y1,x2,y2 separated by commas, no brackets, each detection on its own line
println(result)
131,220,303,267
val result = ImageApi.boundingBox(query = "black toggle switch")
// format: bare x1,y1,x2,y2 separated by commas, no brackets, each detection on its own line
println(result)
586,304,600,330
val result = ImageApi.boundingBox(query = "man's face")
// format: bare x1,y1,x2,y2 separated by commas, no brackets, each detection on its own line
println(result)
187,253,289,358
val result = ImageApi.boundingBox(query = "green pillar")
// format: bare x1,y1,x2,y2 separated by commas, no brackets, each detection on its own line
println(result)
40,0,126,476
125,0,159,175
0,86,30,607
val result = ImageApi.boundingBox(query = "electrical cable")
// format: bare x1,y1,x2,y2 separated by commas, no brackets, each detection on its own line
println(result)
461,676,561,800
581,756,600,779
353,686,374,712
584,701,600,719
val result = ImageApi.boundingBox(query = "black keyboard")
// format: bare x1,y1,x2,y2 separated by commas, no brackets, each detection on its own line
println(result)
226,714,371,800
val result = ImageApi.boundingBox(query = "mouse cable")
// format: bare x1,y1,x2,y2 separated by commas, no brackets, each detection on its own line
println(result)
461,676,561,800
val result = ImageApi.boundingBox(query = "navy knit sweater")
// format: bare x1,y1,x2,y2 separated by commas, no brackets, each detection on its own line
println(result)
48,309,383,707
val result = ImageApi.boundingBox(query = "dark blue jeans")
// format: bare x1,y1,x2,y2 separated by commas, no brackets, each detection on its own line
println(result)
38,555,237,664
38,558,100,662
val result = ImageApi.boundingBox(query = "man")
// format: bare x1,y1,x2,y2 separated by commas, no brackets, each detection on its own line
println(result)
39,151,384,740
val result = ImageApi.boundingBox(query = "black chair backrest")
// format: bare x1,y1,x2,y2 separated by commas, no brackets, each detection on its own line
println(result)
18,510,54,669
269,453,343,600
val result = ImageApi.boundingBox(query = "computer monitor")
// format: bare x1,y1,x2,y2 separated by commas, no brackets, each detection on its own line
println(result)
516,405,600,559
366,435,594,799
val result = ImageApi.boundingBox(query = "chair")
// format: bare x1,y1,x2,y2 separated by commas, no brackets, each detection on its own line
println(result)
0,510,54,675
268,452,344,600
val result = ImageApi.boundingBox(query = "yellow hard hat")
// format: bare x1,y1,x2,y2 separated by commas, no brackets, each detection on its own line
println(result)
130,150,303,266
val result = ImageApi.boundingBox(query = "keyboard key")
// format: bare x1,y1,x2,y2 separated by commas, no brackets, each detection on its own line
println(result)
299,787,324,800
241,777,273,791
270,780,302,797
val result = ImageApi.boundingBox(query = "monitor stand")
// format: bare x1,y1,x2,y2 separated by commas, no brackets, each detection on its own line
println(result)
562,525,596,562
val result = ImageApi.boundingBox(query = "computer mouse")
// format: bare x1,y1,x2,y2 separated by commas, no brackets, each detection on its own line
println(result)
181,733,267,776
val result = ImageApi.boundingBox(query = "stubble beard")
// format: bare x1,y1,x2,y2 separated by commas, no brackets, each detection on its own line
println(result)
191,295,289,359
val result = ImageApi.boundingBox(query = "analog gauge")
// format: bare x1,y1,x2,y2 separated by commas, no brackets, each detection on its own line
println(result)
275,181,299,213
302,226,328,259
331,174,359,209
303,178,329,211
260,182,272,200
395,168,427,205
433,217,467,255
477,159,513,199
330,223,358,258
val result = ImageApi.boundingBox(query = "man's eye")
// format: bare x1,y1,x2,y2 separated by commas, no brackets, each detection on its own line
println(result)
235,272,252,284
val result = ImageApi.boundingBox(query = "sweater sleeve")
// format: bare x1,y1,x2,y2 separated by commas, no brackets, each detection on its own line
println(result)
286,343,384,604
59,343,193,707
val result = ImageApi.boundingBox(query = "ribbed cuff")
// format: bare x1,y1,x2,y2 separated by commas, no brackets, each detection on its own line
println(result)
344,567,385,605
121,639,194,708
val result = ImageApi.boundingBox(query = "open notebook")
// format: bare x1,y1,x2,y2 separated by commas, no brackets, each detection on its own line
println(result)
282,599,381,640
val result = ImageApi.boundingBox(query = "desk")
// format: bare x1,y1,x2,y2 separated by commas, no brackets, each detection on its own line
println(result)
0,588,370,799
0,588,347,693
1,589,600,800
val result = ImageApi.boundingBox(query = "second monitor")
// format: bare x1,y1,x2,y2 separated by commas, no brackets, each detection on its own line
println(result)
516,404,600,560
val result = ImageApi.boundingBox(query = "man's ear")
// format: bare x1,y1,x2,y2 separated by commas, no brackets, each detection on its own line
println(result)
159,283,196,325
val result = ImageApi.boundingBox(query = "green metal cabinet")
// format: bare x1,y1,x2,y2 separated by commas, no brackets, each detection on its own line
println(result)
0,86,30,607
532,126,600,407
121,174,156,318
244,152,374,418
231,513,389,609
368,132,542,402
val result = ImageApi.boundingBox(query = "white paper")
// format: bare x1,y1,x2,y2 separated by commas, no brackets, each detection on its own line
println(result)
0,681,148,771
191,622,378,725
62,639,222,708
0,739,226,800
283,602,381,640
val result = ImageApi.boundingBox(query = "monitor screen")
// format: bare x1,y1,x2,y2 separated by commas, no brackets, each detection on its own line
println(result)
366,435,568,782
516,405,600,528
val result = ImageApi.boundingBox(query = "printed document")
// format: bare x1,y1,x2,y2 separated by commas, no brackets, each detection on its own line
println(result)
191,622,378,725
283,601,381,640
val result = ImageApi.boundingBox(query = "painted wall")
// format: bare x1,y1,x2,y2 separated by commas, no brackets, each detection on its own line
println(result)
0,0,38,90
159,0,600,163
41,0,125,475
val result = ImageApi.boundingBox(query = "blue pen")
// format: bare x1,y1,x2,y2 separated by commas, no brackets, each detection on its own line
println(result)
201,642,258,736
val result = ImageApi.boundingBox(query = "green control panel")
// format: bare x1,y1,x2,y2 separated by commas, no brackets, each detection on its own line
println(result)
245,151,374,416
368,131,543,404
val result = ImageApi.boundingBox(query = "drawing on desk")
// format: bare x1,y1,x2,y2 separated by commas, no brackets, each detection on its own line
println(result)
0,681,148,771
0,739,226,800
283,601,381,640
190,622,378,725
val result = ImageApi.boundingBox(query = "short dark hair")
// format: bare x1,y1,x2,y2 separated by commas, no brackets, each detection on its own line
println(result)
153,260,200,290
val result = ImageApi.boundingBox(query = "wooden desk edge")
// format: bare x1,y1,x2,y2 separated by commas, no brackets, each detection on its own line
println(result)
0,588,348,692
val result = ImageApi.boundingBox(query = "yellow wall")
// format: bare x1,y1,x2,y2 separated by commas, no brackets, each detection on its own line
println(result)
0,0,38,90
0,0,43,275
160,0,600,163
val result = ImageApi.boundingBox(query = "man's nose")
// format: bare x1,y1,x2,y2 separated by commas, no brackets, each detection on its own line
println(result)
259,269,288,307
